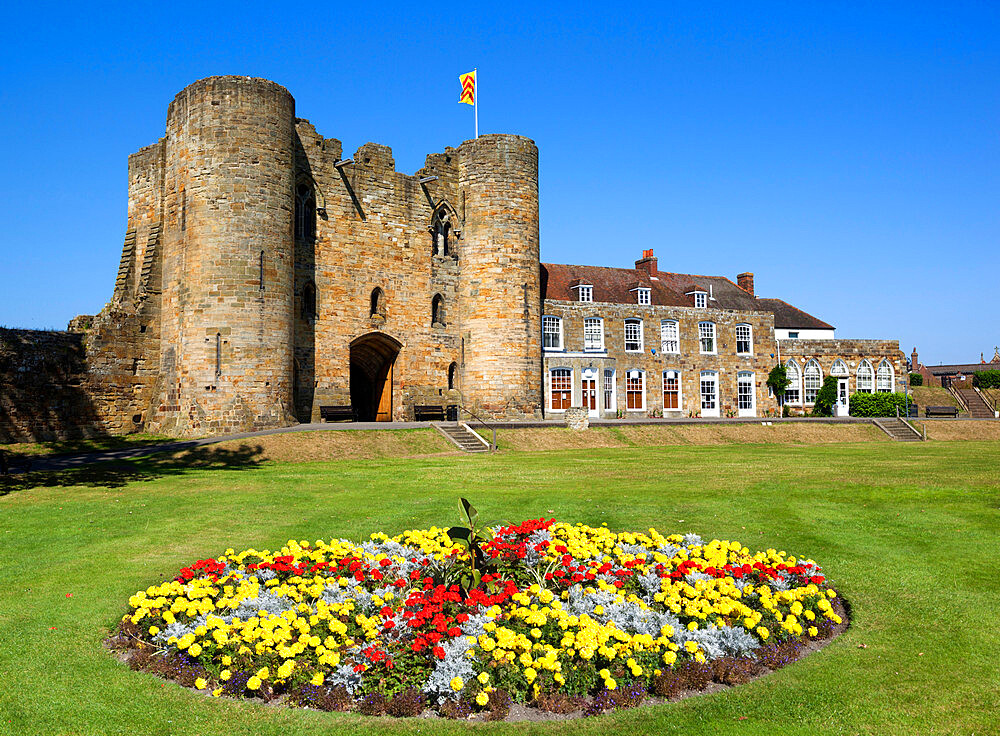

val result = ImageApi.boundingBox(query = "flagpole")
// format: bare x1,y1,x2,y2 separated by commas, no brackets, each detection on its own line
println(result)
474,67,479,139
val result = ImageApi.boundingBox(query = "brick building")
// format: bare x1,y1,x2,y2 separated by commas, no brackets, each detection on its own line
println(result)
0,76,905,441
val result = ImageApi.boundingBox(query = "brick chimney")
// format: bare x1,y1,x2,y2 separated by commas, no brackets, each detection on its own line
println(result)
737,272,755,296
635,249,657,276
911,347,919,371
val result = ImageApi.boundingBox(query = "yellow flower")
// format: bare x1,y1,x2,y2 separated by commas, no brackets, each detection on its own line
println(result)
450,676,464,692
524,667,537,683
757,627,770,640
808,626,818,637
188,643,203,657
247,676,262,690
220,669,232,681
195,677,208,690
606,678,617,690
148,626,160,636
310,672,324,686
222,655,232,666
212,687,223,697
256,667,269,680
477,672,490,685
476,692,489,707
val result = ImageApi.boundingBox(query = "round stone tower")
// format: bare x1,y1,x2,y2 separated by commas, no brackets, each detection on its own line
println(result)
151,76,296,436
457,134,542,417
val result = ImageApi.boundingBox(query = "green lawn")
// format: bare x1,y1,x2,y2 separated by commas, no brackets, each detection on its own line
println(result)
2,441,999,735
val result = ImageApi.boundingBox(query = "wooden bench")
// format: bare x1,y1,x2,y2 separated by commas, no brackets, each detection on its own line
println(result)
925,405,958,418
319,405,355,422
414,405,446,421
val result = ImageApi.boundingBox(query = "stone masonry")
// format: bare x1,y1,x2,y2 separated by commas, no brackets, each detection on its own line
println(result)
0,75,906,441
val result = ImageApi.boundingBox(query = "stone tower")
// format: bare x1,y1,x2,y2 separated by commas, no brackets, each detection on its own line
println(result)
457,134,542,417
149,76,297,436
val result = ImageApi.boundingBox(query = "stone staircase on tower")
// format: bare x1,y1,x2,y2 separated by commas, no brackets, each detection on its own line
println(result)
955,388,995,418
873,417,924,442
435,423,492,453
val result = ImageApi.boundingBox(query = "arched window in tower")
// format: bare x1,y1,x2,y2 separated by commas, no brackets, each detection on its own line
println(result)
302,281,317,321
295,182,316,241
370,287,386,318
432,208,453,257
448,362,457,390
432,294,445,326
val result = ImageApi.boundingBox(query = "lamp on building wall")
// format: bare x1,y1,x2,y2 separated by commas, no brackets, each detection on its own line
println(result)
419,176,439,184
334,158,354,168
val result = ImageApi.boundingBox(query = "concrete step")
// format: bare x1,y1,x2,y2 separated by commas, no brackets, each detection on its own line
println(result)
437,424,491,453
875,419,923,441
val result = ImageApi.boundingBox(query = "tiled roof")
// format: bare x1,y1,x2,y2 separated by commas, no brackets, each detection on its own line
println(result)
925,363,998,375
755,298,835,331
541,263,834,330
540,264,689,307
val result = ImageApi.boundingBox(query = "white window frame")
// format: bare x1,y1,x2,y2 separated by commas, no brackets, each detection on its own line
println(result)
573,284,593,303
636,288,651,305
736,323,752,355
700,370,719,417
542,316,563,351
737,371,755,415
603,369,616,412
548,367,573,412
803,359,822,404
625,369,646,411
876,361,894,393
694,292,707,308
857,360,875,393
698,321,716,354
583,317,604,351
662,369,682,411
660,319,679,354
624,319,644,353
831,359,848,377
784,360,802,405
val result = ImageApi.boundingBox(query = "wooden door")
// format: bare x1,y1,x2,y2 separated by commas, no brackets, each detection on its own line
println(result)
376,363,392,421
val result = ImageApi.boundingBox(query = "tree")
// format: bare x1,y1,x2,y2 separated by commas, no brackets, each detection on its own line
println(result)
767,364,791,408
811,375,839,416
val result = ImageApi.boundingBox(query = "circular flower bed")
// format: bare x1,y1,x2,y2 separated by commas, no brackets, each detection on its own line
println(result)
112,515,844,719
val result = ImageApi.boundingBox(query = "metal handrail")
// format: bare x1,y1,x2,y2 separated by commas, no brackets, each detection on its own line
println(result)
457,403,497,452
947,384,970,411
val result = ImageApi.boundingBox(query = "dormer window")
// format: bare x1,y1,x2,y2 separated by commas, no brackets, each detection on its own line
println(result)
636,288,651,305
694,292,707,308
573,284,593,303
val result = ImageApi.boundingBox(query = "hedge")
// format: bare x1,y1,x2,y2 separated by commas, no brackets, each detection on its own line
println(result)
908,372,923,386
973,370,1000,389
848,392,910,417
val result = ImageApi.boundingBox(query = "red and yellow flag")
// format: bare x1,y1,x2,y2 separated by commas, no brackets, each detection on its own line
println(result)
459,70,476,105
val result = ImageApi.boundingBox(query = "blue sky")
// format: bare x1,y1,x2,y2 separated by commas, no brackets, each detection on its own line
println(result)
0,2,996,364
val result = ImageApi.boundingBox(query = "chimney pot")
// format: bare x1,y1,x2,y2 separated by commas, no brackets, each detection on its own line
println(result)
636,249,657,276
737,272,755,297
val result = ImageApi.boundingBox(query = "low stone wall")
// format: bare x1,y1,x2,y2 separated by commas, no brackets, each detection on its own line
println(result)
564,406,589,430
0,329,103,442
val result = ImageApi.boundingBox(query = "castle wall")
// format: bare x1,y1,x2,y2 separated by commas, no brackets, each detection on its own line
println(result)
457,135,542,418
541,301,779,418
148,77,297,437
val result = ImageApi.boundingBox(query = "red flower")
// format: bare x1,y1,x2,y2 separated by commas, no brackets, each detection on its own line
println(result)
432,646,446,659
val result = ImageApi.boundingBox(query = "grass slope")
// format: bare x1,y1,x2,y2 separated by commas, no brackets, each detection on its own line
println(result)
2,442,999,735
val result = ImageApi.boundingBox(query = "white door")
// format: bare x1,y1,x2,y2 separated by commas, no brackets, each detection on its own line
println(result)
836,378,850,416
737,372,756,417
700,372,720,418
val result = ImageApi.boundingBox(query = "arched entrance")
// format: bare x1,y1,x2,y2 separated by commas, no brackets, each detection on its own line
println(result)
350,332,401,422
